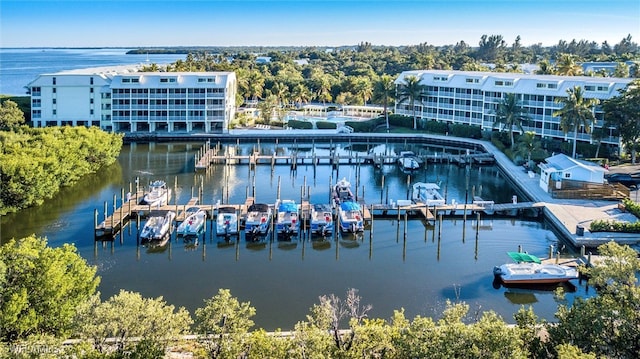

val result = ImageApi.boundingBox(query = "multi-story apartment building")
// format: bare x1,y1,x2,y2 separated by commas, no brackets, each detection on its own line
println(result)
395,70,633,148
27,66,236,133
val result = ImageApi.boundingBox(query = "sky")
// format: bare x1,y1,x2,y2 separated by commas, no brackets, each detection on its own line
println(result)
1,0,639,48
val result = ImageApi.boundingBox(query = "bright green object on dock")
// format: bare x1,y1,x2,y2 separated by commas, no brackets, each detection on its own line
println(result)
507,252,542,264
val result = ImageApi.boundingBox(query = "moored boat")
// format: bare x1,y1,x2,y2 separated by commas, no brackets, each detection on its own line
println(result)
216,206,239,236
332,177,355,207
412,182,445,206
140,210,175,242
338,201,364,233
176,207,207,236
493,252,579,284
276,200,300,235
310,204,333,236
397,151,422,171
244,203,272,236
141,180,172,207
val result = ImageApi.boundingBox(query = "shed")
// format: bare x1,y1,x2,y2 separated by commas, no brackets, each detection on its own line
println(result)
538,154,607,192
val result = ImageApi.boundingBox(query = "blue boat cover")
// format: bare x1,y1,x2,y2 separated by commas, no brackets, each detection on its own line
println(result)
340,201,361,211
279,202,298,212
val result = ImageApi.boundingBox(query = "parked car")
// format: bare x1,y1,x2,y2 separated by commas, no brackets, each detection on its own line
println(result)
605,173,640,189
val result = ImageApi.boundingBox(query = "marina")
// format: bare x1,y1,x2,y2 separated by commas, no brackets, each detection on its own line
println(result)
4,137,630,331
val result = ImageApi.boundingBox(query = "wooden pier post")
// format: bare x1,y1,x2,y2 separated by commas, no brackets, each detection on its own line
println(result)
475,212,480,238
548,245,554,260
112,194,116,232
93,209,98,238
277,176,281,201
438,212,443,240
369,204,374,241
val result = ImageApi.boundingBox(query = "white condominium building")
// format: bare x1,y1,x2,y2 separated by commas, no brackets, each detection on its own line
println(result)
395,70,633,147
27,66,237,133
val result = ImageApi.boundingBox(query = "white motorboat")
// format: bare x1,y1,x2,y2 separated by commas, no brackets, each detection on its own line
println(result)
338,201,364,233
493,252,579,284
140,210,175,242
332,177,355,207
276,200,300,235
216,206,239,236
412,182,445,206
397,151,422,171
310,204,333,236
244,203,272,236
176,207,207,236
141,180,171,207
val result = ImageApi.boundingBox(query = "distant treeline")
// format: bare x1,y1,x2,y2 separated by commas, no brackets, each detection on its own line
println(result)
126,46,330,55
0,126,123,214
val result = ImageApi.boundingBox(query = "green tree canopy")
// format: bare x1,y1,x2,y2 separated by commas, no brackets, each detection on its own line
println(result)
0,236,99,342
73,290,192,354
602,80,640,162
195,288,256,358
0,99,26,131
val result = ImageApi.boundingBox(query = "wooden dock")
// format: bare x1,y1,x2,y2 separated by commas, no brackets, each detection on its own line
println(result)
94,189,543,239
194,146,495,171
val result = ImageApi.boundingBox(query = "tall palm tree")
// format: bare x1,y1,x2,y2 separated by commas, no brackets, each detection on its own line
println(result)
396,75,426,130
493,93,530,149
553,86,599,158
373,74,396,131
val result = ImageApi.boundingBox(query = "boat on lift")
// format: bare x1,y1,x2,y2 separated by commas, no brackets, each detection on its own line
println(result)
310,204,333,236
176,207,207,236
412,182,446,206
140,210,175,243
244,203,272,237
338,201,364,233
216,206,239,237
276,200,300,236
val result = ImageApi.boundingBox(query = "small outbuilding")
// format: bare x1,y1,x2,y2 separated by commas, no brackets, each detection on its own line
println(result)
538,153,607,193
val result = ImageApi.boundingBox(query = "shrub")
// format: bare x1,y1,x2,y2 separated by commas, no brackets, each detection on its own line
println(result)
316,121,337,129
286,120,313,129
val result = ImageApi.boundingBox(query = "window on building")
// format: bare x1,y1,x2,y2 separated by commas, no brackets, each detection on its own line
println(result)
90,77,94,85
53,88,56,93
52,99,56,105
564,173,571,179
90,87,94,93
52,77,56,85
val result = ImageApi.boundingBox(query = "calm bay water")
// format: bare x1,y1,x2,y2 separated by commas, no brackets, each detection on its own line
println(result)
0,141,591,330
0,48,186,95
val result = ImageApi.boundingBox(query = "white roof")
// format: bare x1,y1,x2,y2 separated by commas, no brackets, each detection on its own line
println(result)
395,70,633,100
541,153,607,173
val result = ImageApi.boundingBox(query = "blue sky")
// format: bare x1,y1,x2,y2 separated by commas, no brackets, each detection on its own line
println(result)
1,0,638,48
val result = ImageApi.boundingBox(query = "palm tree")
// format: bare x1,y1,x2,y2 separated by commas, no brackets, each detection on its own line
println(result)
396,75,426,130
515,131,542,166
553,86,599,158
291,83,311,108
555,53,583,76
373,74,396,131
493,93,530,149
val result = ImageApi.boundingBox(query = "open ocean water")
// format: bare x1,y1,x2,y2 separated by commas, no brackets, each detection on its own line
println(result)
0,48,185,95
